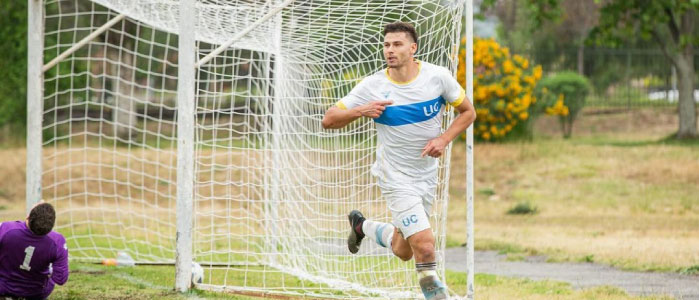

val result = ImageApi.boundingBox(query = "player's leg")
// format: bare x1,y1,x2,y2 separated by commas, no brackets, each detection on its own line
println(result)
396,205,447,300
410,229,447,300
390,227,412,261
347,210,399,254
20,280,54,300
38,280,55,300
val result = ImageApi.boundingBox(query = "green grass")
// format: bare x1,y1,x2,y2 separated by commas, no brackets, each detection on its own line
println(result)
449,271,672,299
52,262,260,299
50,263,668,300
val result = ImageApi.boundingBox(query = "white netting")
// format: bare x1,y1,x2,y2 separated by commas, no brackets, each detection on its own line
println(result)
41,0,465,298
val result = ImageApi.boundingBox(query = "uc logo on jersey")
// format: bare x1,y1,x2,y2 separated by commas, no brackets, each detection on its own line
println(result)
423,101,440,117
402,214,419,227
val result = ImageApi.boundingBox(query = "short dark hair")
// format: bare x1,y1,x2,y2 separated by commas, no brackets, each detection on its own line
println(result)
28,203,55,236
383,22,418,44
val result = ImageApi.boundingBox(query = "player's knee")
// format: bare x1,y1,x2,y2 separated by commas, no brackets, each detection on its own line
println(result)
412,242,435,262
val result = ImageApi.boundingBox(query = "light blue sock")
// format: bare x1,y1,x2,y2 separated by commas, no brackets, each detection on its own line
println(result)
362,220,394,248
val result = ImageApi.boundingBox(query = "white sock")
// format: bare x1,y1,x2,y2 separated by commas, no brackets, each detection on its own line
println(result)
362,220,394,249
416,261,438,279
417,261,447,299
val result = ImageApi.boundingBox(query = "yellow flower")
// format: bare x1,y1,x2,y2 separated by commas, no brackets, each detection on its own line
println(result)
523,75,536,86
475,88,488,102
533,65,543,80
521,94,532,108
495,86,506,97
460,37,544,141
502,60,515,74
514,55,529,69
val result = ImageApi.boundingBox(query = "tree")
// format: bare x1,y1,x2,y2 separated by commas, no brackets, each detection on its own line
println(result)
0,1,28,130
588,1,698,139
483,0,599,75
483,0,699,139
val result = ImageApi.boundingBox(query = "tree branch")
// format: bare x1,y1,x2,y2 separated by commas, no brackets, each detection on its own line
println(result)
651,29,678,67
664,5,681,44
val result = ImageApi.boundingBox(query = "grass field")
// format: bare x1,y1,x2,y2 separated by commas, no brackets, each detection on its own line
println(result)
0,108,696,299
45,262,672,300
446,108,699,275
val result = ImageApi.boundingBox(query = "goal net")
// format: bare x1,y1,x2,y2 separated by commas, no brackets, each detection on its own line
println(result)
38,0,465,298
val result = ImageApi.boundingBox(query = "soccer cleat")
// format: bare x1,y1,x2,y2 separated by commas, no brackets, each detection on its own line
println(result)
419,275,448,300
347,210,366,254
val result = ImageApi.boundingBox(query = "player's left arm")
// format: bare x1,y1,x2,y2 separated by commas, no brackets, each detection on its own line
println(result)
421,98,476,158
50,234,69,285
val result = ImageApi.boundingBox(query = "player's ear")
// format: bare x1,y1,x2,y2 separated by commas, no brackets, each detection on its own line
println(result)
410,42,417,55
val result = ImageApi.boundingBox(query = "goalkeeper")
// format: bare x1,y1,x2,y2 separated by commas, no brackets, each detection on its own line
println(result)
322,22,476,300
0,202,69,300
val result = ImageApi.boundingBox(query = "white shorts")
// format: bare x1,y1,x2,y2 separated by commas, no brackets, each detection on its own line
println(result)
374,166,437,239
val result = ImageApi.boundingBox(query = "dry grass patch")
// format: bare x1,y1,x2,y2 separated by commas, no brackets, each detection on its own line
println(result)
447,124,699,271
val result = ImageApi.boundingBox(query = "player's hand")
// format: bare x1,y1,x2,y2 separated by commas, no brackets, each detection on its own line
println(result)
421,136,448,158
356,100,393,118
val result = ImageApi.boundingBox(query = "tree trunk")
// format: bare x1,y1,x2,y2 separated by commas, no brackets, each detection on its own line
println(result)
675,9,697,139
577,44,584,75
675,51,697,139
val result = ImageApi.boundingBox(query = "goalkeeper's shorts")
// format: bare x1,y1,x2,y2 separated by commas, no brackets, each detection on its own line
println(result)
375,166,437,239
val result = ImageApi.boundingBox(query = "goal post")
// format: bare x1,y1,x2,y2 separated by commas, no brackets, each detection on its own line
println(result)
29,0,473,298
26,0,44,215
465,0,475,298
174,0,196,292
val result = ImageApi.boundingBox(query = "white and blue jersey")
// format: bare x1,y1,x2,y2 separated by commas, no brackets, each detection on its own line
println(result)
337,60,465,181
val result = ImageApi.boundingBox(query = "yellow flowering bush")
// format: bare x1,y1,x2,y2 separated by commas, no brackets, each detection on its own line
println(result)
457,37,545,141
544,92,570,116
534,71,592,138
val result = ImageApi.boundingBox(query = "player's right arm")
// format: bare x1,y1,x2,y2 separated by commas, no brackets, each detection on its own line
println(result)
322,76,393,129
50,234,69,285
322,100,393,129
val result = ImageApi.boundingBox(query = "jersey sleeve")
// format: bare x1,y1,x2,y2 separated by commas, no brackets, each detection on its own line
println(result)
440,68,466,108
50,233,69,285
0,221,16,246
336,77,371,110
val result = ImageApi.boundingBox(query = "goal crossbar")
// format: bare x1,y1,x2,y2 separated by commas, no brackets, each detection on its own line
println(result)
195,0,295,68
41,13,126,73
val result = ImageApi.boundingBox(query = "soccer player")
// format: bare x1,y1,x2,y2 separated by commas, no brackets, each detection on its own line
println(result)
0,202,69,300
321,22,476,300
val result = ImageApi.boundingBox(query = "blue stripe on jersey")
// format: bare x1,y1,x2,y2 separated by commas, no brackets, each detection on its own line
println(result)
374,96,445,126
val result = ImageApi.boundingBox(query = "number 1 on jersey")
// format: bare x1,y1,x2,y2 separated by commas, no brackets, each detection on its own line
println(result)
19,246,35,271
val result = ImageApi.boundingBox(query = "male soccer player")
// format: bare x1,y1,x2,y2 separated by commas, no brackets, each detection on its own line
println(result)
0,202,69,300
321,22,476,300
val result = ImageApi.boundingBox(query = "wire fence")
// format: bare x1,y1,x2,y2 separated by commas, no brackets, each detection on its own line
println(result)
531,47,699,109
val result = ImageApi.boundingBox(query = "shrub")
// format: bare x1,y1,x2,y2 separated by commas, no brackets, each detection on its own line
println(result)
458,37,544,141
535,71,592,138
506,201,538,215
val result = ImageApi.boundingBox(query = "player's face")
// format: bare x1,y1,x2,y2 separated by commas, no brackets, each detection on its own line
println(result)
383,32,416,68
